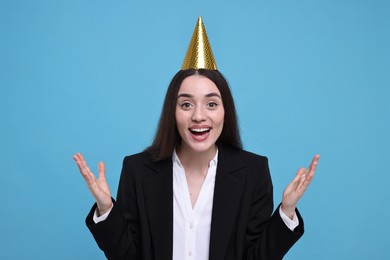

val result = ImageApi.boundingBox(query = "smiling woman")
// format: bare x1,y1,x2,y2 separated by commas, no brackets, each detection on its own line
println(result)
175,75,225,155
73,17,319,260
148,68,242,162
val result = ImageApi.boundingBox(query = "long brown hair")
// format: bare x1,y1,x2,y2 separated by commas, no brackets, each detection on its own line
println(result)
147,69,242,161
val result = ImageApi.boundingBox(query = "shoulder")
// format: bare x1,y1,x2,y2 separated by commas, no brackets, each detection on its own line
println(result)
239,149,268,163
220,146,269,168
236,150,273,197
218,146,271,182
238,149,271,180
123,150,153,165
218,147,273,200
121,150,171,176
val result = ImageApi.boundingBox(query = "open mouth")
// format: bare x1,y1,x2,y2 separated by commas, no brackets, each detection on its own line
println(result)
189,128,211,136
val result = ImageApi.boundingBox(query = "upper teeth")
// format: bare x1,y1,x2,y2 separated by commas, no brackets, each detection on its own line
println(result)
191,128,210,132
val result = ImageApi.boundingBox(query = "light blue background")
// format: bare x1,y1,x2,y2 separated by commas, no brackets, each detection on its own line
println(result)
1,0,389,259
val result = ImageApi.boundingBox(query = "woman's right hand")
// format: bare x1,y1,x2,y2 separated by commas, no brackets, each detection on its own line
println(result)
73,153,113,216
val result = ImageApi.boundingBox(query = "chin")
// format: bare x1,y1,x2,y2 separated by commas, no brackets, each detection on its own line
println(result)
189,142,217,153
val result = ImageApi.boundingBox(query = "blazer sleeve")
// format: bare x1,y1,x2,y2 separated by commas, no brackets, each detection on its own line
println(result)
244,155,304,260
85,156,140,260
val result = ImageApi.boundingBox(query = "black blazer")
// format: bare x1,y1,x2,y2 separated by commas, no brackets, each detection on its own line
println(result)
86,146,304,260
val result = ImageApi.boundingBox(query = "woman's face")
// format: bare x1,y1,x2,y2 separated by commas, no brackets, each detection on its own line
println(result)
175,75,225,155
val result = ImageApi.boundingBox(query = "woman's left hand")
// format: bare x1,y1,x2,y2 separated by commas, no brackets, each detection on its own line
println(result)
281,155,320,219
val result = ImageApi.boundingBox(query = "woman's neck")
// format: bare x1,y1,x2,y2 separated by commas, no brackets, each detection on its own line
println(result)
176,145,217,173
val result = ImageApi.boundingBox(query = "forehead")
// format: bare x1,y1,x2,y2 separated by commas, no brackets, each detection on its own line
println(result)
178,75,220,96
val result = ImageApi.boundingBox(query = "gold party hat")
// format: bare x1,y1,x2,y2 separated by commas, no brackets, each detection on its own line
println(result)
181,16,218,70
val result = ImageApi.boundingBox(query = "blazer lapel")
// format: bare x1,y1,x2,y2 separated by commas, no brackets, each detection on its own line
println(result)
140,148,246,260
142,159,173,260
209,147,246,260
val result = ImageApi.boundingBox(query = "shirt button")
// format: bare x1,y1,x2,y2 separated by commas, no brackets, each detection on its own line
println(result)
188,251,192,256
189,223,194,229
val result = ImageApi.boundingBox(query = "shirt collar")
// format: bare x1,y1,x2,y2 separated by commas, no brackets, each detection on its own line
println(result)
172,149,219,168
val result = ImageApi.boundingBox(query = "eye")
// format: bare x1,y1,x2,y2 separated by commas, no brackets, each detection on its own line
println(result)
179,102,193,110
207,101,218,109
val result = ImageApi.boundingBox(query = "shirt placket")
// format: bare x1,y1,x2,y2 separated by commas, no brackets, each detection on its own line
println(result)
185,216,196,259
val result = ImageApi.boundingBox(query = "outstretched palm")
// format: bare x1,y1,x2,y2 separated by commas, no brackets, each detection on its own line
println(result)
73,153,113,215
281,155,320,218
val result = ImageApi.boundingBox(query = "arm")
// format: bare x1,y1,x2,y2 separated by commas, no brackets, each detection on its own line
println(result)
244,154,320,259
74,153,139,259
245,157,304,260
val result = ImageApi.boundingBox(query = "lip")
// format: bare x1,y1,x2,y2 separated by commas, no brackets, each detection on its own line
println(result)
189,125,212,131
188,125,212,142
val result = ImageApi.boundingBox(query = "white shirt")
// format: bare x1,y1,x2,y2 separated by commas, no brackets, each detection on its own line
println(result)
172,150,218,260
93,151,299,259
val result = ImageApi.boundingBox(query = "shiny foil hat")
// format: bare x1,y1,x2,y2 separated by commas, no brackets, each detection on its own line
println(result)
181,16,218,70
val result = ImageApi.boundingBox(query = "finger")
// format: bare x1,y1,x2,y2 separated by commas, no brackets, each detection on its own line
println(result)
74,153,94,176
293,167,306,183
98,162,106,181
73,153,88,171
298,167,316,191
308,154,320,173
73,154,88,175
76,153,91,171
72,153,83,170
73,153,97,185
304,154,320,181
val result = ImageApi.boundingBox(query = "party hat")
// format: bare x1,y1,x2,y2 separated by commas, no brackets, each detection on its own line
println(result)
181,16,218,70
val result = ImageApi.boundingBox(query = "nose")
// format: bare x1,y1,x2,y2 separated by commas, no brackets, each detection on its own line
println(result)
191,106,206,122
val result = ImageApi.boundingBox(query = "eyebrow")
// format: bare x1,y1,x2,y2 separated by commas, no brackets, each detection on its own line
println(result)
177,93,222,99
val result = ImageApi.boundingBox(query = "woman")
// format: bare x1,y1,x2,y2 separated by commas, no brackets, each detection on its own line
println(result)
73,17,320,260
